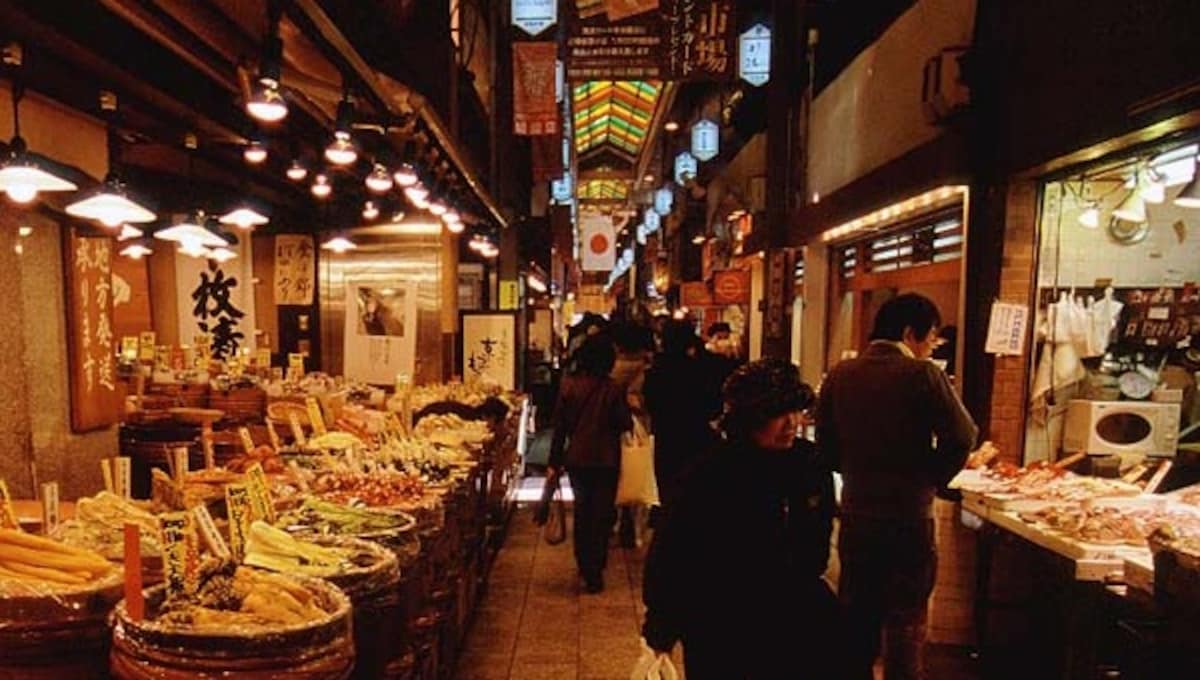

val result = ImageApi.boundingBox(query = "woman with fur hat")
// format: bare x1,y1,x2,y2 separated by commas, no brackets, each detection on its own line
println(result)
640,358,838,678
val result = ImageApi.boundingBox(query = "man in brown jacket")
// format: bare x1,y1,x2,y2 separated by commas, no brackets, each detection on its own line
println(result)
816,293,978,680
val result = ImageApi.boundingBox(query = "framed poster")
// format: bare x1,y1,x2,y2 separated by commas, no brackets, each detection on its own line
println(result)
64,229,120,432
343,282,418,385
461,312,518,391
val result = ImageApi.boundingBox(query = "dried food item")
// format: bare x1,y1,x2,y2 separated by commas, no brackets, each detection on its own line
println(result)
54,492,162,560
0,528,115,593
228,444,285,474
1019,504,1200,546
153,561,333,630
275,498,416,537
312,470,427,508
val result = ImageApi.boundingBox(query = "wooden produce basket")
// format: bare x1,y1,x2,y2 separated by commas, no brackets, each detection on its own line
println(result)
209,386,267,422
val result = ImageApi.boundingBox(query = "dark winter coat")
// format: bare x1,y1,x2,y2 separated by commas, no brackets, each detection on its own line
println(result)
643,354,722,503
548,373,631,469
641,437,837,677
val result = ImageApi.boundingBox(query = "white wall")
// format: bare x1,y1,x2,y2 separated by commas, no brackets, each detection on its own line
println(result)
807,0,976,198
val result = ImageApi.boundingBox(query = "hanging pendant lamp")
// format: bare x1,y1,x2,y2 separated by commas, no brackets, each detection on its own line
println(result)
65,92,156,227
0,45,77,204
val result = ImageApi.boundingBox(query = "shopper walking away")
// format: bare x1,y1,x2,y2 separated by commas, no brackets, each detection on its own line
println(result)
643,320,721,512
641,359,838,679
548,334,632,593
816,293,978,680
611,322,654,548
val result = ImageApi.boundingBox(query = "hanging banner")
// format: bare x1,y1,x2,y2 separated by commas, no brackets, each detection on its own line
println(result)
565,0,734,81
176,238,256,361
580,213,616,271
531,135,564,182
513,0,557,36
739,23,771,86
343,282,418,385
462,312,518,390
273,234,315,306
513,42,559,136
65,230,120,432
691,119,719,161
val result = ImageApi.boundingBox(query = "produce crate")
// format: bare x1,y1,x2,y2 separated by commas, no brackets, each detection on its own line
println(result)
208,386,266,422
144,382,209,408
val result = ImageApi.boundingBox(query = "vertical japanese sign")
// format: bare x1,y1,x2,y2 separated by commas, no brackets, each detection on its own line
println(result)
738,23,771,86
177,238,256,361
664,0,734,81
462,313,517,390
513,42,560,136
65,230,120,432
273,234,315,305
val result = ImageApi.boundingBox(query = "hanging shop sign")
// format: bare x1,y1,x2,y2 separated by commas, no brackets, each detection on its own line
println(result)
674,151,698,184
580,212,616,271
643,208,661,232
513,42,559,136
513,0,557,36
176,239,256,361
565,1,735,81
274,234,315,306
65,229,120,432
552,172,574,203
680,281,714,307
713,268,751,305
499,280,520,310
691,119,719,161
462,312,518,390
766,249,793,339
654,186,673,215
739,23,771,86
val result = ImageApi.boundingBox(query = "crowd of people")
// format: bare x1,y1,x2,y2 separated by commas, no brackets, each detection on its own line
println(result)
542,293,978,679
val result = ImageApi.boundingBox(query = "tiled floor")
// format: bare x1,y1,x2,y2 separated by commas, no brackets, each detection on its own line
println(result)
456,495,981,680
455,502,684,680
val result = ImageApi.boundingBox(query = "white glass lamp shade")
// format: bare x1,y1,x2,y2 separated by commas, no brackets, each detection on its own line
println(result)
0,162,77,204
66,189,157,227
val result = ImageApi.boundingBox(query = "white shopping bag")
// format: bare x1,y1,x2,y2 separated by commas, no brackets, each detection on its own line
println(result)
616,420,659,507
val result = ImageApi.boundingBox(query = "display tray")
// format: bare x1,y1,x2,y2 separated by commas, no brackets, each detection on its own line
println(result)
988,508,1143,580
1124,553,1155,595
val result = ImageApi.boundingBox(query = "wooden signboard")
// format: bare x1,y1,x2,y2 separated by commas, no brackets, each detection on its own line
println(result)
713,269,751,305
64,229,120,432
680,281,713,308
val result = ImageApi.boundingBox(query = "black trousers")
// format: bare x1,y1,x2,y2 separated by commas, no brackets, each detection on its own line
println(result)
838,517,937,680
567,466,618,581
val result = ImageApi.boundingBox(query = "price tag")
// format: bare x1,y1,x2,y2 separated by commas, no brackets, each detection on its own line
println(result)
121,336,139,361
40,482,59,535
171,447,189,484
114,457,132,499
239,427,257,455
266,420,282,451
256,348,272,371
288,353,306,377
159,512,197,598
123,523,144,621
154,345,171,372
138,331,156,362
0,479,20,530
288,412,307,447
190,504,230,559
306,397,328,436
224,484,253,561
244,463,276,523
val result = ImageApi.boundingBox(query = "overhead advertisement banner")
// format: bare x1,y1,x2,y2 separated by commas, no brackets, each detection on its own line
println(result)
513,42,559,136
565,0,734,81
513,0,557,36
580,213,616,271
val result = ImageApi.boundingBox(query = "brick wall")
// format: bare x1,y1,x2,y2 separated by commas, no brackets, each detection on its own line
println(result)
987,180,1039,464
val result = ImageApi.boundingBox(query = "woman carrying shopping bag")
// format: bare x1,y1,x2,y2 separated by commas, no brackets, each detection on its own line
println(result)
641,359,838,678
548,333,632,593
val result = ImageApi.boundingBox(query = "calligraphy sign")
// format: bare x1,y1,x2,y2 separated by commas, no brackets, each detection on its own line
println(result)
513,42,559,136
664,0,734,81
274,234,315,305
461,312,518,390
64,229,120,432
566,4,665,81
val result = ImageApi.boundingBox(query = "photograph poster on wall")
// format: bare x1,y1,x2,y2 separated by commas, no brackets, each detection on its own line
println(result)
461,312,518,391
343,282,418,385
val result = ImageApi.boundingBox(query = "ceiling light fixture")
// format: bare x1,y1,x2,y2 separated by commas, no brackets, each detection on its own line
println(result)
1174,156,1200,209
243,140,268,164
404,183,430,203
311,174,332,198
207,245,238,263
324,97,358,166
664,121,680,132
246,32,288,123
67,92,156,227
119,238,153,259
393,163,418,187
155,211,230,248
219,206,270,229
1077,201,1100,228
117,224,144,241
691,233,707,245
178,241,212,259
365,163,393,193
321,234,357,253
362,201,379,220
428,198,448,216
286,160,308,181
0,44,78,204
1112,188,1147,223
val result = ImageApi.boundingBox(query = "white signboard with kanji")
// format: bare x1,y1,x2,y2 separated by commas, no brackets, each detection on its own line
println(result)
691,119,719,161
739,24,771,86
513,0,556,36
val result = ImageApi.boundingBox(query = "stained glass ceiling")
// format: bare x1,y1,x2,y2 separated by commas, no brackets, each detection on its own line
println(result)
572,81,661,160
577,178,630,201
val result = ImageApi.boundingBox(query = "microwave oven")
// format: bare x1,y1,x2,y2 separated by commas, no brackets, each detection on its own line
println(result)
1062,400,1181,458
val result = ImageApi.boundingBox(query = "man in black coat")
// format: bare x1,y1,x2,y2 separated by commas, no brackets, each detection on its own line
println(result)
641,359,838,678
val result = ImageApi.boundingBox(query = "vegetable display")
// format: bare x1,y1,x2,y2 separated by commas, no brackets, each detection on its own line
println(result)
0,528,115,590
276,498,416,537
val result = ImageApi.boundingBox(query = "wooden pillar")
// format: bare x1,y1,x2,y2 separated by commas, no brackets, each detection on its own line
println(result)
442,229,460,381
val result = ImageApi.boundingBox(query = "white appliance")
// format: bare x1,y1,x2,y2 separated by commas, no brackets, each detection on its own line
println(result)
1062,399,1181,458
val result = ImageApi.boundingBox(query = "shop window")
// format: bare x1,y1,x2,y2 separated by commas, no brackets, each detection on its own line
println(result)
839,245,858,279
865,210,963,273
1025,137,1200,465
